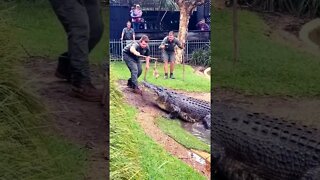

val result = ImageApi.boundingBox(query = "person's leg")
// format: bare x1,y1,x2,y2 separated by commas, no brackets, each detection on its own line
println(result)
137,60,142,79
49,0,102,101
169,52,175,79
123,54,134,88
75,0,103,86
133,22,138,30
85,0,104,52
162,51,169,79
55,52,71,80
49,0,90,87
123,55,139,88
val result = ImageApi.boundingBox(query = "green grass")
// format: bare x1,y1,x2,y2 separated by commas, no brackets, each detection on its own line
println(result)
0,1,90,179
111,61,210,92
213,9,320,97
156,117,210,153
5,0,107,64
110,68,206,180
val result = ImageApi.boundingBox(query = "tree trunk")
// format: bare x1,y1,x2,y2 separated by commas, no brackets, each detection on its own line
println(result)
174,0,205,64
176,6,190,64
233,0,239,64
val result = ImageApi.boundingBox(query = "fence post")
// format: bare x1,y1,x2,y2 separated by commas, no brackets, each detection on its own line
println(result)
121,40,123,61
186,40,189,63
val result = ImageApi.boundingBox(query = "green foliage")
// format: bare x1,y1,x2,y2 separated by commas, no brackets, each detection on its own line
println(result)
109,70,144,179
156,117,210,152
189,49,211,67
213,9,320,96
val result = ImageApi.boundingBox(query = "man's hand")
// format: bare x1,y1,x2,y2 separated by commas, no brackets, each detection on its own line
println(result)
120,37,123,40
159,45,165,49
135,52,141,56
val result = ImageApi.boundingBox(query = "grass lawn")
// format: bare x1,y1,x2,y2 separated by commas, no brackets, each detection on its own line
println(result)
6,0,107,64
111,61,211,92
110,69,206,179
212,9,320,97
156,117,210,153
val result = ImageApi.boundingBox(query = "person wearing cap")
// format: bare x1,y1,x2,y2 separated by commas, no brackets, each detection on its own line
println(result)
159,31,184,79
122,35,150,94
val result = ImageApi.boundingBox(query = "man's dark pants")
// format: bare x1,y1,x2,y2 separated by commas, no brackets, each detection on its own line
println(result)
123,53,142,88
49,0,103,87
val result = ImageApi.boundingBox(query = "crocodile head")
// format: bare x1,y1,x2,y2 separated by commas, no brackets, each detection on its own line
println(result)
142,81,170,110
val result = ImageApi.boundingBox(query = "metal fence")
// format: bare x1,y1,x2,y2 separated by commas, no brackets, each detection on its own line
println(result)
110,40,210,62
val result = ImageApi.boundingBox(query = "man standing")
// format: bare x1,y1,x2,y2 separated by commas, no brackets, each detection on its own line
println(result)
49,0,104,102
159,31,184,79
120,21,135,42
123,35,150,94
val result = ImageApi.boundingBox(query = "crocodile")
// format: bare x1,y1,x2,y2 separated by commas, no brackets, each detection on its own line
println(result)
212,101,320,180
141,81,211,129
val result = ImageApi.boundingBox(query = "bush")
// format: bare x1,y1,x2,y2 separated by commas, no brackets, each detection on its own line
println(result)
189,49,211,67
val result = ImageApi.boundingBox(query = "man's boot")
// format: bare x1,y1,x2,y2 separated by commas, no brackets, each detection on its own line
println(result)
133,86,143,95
164,73,168,79
127,79,134,88
55,54,71,81
70,83,103,102
170,73,175,79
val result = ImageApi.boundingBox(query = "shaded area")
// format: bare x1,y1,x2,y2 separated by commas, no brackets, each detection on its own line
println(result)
23,58,107,179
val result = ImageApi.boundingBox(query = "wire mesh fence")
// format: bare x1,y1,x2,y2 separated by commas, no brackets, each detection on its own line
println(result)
110,40,210,63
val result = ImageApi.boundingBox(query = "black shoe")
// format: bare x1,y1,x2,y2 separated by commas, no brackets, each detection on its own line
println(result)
127,79,134,89
70,83,102,102
55,55,71,81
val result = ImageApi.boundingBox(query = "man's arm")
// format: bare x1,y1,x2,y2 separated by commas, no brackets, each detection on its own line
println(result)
130,44,140,56
159,37,167,49
120,28,124,40
175,38,184,49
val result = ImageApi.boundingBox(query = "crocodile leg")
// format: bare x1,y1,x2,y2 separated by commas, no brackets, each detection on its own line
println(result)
301,167,320,180
162,104,181,119
202,114,211,129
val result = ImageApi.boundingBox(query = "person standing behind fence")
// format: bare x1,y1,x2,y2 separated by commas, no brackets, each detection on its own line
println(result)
196,18,210,31
159,31,184,79
120,21,135,44
130,4,143,30
123,35,150,95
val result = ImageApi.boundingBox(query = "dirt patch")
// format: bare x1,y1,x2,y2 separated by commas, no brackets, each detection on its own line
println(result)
117,80,211,179
260,12,320,57
23,58,107,180
214,88,320,128
213,0,227,9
